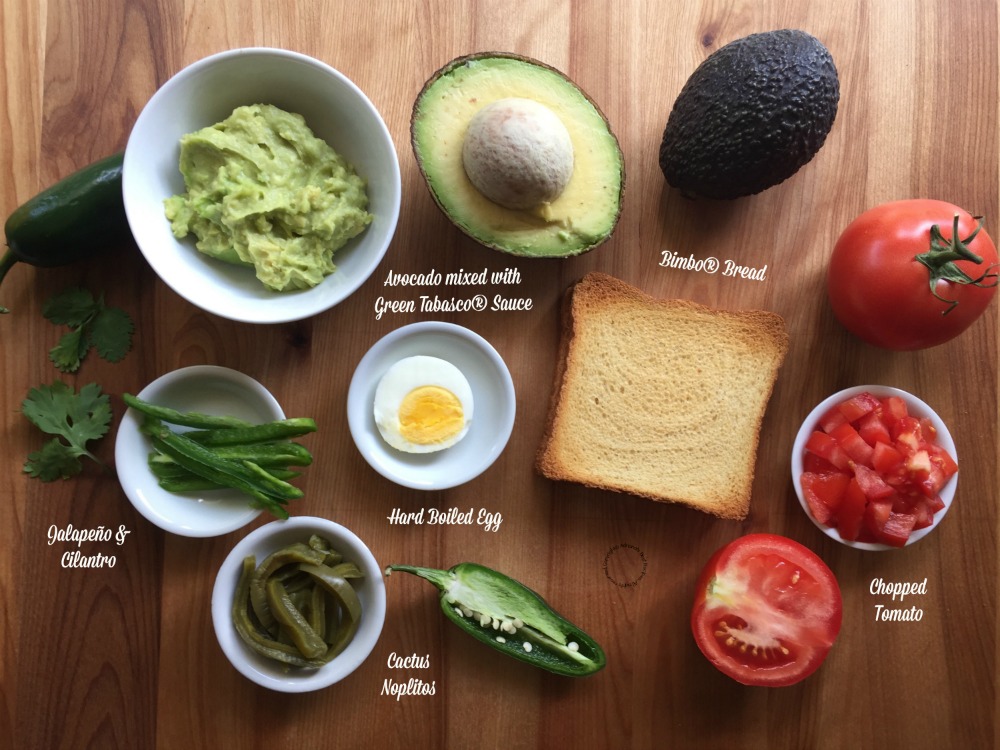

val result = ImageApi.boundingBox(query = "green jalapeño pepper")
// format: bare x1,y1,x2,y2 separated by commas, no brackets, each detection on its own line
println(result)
386,562,606,677
2,153,129,313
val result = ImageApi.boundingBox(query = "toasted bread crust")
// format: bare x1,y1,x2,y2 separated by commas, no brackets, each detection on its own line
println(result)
536,272,789,520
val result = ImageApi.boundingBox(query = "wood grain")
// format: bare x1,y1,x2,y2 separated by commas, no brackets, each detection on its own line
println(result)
2,1,997,748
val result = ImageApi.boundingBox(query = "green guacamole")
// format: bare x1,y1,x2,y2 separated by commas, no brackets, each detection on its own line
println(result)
164,104,373,292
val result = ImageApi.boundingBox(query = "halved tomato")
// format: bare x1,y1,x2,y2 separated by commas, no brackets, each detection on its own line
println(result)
691,534,843,687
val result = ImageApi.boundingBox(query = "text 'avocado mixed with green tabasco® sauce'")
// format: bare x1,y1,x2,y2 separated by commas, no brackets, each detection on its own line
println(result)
386,562,605,677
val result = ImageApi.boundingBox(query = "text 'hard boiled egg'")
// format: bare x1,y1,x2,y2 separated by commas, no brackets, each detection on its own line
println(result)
374,355,474,453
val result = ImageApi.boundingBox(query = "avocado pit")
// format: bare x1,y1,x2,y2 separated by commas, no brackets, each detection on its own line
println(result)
462,97,574,210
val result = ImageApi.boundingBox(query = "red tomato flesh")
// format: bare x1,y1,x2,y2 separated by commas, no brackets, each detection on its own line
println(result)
691,534,843,687
871,441,904,473
799,391,957,546
804,431,851,471
837,392,881,422
880,512,918,546
857,412,891,446
801,472,850,524
836,479,867,541
829,422,874,466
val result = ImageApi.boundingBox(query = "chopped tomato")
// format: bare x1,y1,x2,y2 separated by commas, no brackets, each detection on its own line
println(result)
892,416,923,450
928,443,959,479
801,489,833,525
871,441,904,473
881,396,909,424
691,534,842,687
804,431,851,471
863,497,893,539
800,472,850,524
829,422,874,466
818,405,848,433
879,512,917,547
913,495,944,530
912,501,935,530
837,392,881,423
906,449,932,475
919,441,951,497
800,391,957,546
857,411,891,446
803,452,840,474
853,464,895,499
836,479,867,541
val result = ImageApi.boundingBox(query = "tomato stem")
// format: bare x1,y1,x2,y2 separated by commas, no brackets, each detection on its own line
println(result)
914,214,1000,315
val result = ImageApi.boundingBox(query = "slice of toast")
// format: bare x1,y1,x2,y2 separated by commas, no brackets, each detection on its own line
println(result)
536,272,788,520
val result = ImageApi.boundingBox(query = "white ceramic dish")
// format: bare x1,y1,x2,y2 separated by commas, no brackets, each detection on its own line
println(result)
123,47,401,324
115,365,283,537
347,321,516,490
212,517,386,692
791,385,958,550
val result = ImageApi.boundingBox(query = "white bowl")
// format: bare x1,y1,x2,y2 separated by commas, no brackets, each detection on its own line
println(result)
347,322,516,490
791,385,958,550
115,365,284,537
123,47,401,324
212,517,386,692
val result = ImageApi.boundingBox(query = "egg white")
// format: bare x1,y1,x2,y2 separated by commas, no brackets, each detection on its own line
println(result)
373,355,475,453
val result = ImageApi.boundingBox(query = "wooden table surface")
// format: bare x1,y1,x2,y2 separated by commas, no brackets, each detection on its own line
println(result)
2,1,997,748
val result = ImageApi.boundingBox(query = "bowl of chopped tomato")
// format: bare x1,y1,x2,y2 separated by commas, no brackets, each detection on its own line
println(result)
791,386,958,550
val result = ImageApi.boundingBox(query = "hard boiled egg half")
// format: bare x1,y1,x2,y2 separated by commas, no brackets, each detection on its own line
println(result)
373,355,474,453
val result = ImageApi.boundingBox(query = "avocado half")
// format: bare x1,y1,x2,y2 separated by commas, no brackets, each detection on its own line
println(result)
411,52,625,258
659,29,840,200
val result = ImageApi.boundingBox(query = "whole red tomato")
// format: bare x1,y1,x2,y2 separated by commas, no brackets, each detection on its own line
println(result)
828,199,998,350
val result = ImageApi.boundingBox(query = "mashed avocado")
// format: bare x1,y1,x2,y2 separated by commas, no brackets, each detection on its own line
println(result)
164,104,372,292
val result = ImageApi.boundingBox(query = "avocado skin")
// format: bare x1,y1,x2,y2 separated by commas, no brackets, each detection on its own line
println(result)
659,29,840,200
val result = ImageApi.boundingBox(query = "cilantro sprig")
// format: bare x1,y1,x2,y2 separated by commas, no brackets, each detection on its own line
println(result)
21,381,113,481
43,288,134,372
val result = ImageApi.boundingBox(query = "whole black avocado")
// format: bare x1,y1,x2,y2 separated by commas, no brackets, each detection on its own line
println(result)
659,29,840,200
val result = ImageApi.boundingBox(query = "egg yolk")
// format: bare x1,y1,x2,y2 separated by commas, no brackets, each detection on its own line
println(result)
398,385,466,445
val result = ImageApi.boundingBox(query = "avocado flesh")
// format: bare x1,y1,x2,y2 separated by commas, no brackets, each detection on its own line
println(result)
412,54,624,257
659,29,839,200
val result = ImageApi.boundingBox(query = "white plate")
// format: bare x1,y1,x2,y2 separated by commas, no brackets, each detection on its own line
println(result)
212,517,386,692
123,47,401,324
791,385,958,550
115,365,284,537
347,321,516,490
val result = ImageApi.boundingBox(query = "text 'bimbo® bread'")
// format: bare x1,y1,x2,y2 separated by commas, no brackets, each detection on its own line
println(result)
536,272,789,520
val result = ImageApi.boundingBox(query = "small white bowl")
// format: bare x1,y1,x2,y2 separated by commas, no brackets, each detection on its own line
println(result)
791,385,958,550
347,321,516,490
123,47,401,324
212,517,386,692
115,365,284,537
